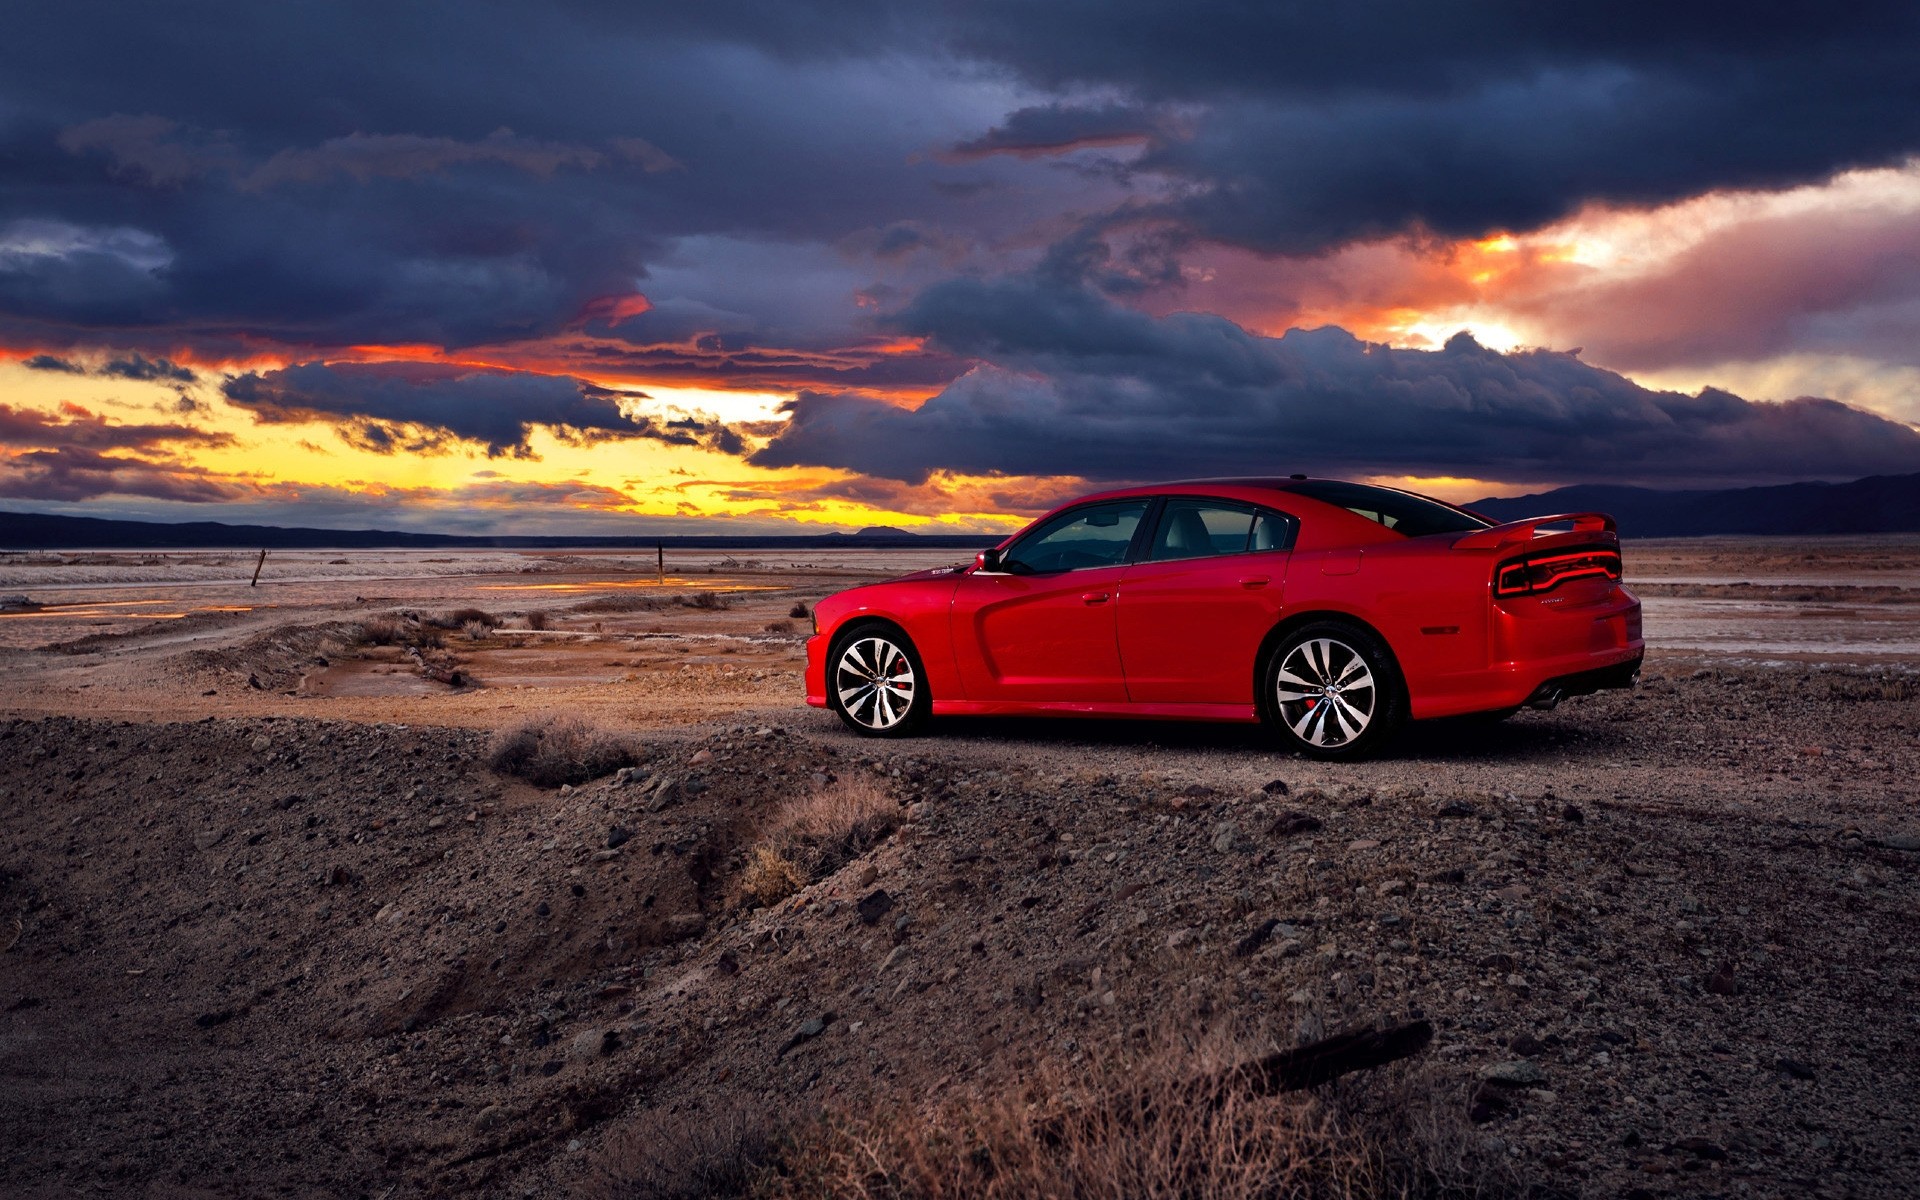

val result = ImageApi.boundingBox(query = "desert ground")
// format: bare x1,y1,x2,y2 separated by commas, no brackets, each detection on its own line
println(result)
1,538,1917,1197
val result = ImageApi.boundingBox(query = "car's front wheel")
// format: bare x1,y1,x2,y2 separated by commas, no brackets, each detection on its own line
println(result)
1260,621,1405,759
827,624,931,737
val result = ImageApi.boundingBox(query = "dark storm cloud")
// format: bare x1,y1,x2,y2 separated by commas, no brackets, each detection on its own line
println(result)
18,349,196,381
221,362,742,458
101,353,196,382
0,401,239,503
949,104,1165,159
751,278,1920,487
7,1,1918,357
0,446,244,503
0,401,231,452
589,0,1920,252
0,3,1051,354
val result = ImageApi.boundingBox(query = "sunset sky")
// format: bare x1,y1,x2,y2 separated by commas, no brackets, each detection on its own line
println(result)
5,1,1920,535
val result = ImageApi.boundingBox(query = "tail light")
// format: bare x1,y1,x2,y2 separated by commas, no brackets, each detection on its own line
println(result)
1494,548,1621,597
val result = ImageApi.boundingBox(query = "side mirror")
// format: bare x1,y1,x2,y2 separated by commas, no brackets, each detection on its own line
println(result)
976,547,1005,573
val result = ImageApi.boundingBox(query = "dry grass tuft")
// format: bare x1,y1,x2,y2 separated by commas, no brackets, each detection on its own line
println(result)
763,619,796,635
524,610,549,631
593,1030,1513,1200
486,716,639,788
588,1104,776,1200
777,775,896,845
1821,672,1918,703
729,776,901,910
733,845,808,910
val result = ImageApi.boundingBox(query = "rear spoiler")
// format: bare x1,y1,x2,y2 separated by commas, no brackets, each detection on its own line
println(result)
1452,512,1616,551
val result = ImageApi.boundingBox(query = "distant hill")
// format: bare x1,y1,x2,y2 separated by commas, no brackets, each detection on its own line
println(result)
0,511,987,551
9,471,1920,549
1467,472,1920,538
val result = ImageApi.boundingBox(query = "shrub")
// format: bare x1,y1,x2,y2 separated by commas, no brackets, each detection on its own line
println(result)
427,607,500,630
684,590,729,610
788,601,810,619
486,717,639,787
353,615,443,650
357,615,404,645
462,620,490,641
572,594,667,614
763,619,795,635
525,610,549,631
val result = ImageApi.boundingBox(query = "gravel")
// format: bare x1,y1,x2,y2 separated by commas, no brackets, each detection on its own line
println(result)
0,660,1916,1196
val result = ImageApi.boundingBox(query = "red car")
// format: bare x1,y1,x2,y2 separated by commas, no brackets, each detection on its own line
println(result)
804,478,1643,758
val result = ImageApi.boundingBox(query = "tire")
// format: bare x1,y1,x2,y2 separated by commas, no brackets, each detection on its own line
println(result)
1259,620,1406,760
826,623,931,737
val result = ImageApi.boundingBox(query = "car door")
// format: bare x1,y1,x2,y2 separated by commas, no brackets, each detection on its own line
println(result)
949,499,1150,703
1117,500,1296,704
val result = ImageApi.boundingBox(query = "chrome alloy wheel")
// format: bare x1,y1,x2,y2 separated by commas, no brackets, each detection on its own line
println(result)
834,635,917,731
1273,637,1376,748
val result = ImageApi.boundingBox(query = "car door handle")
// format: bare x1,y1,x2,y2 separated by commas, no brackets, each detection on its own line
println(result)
1238,575,1271,588
1081,592,1110,605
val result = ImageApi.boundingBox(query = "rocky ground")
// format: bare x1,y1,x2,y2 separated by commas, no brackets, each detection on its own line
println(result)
1,658,1918,1198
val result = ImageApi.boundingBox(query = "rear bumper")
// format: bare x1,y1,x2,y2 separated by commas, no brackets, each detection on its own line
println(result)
1522,653,1643,708
1414,585,1643,718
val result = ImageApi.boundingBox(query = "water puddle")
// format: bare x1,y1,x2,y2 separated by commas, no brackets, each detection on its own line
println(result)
0,600,257,621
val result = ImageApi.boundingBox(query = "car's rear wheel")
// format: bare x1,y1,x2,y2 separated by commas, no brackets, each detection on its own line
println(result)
827,624,931,737
1260,621,1406,759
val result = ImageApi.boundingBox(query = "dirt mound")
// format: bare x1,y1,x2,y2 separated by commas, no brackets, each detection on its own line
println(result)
0,715,844,1195
2,668,1918,1197
174,618,363,689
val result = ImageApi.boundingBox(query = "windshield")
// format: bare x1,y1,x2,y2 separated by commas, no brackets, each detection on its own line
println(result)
1285,480,1491,537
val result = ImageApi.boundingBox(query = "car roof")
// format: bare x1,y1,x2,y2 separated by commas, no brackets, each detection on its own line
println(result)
1065,477,1318,503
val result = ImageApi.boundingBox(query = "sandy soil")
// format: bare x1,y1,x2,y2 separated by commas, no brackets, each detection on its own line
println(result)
1,539,1917,1197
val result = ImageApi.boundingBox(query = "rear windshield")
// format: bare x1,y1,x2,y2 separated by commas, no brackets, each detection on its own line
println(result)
1285,480,1491,538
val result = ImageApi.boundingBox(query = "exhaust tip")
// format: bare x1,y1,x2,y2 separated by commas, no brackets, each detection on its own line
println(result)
1527,686,1564,711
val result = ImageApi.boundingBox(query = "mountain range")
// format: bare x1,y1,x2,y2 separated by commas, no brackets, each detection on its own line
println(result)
1466,471,1920,537
3,472,1918,549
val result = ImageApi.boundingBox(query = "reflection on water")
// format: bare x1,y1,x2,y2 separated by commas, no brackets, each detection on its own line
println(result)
0,599,256,621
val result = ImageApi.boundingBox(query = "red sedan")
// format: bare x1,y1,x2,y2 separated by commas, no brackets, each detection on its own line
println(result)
804,478,1643,758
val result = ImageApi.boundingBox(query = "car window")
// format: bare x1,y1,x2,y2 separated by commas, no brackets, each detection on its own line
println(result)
1148,500,1256,562
1251,509,1296,552
1002,500,1148,574
1284,480,1490,537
